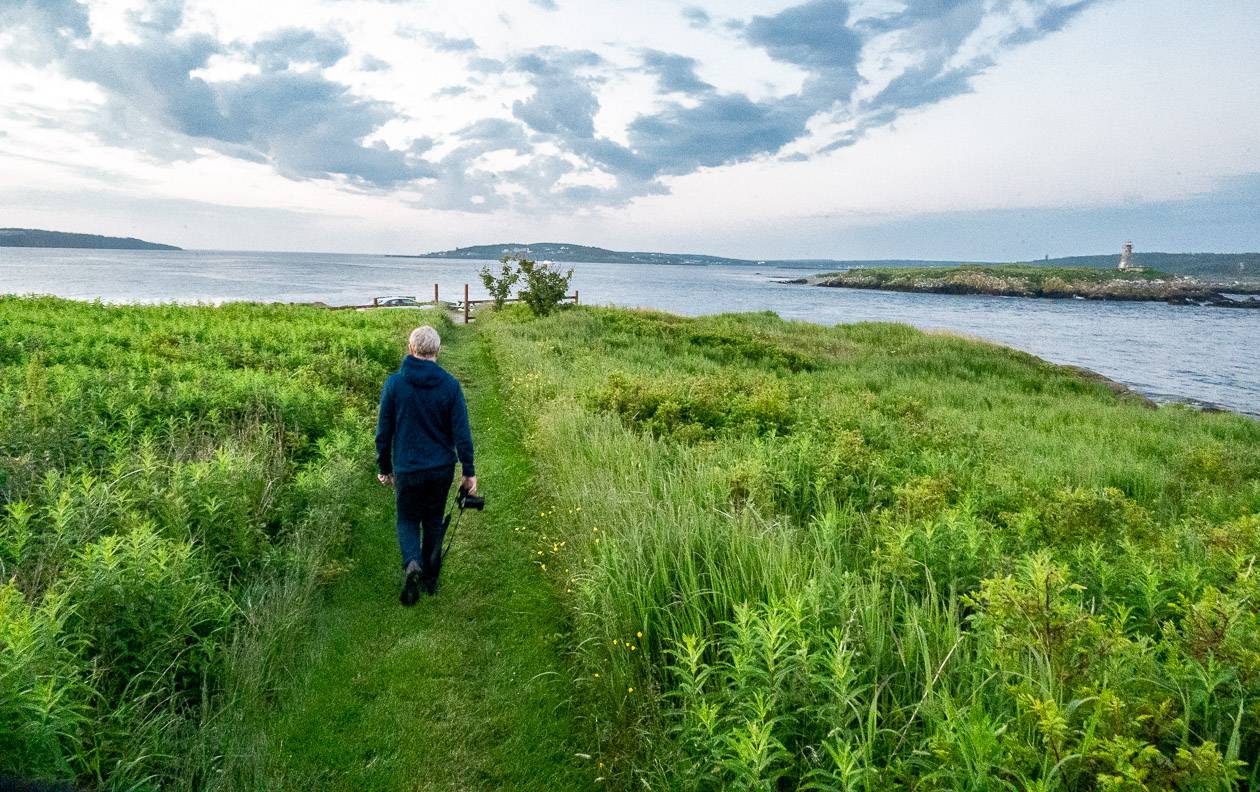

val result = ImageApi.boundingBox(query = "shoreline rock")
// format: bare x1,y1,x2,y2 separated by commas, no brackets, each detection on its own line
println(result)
803,270,1260,308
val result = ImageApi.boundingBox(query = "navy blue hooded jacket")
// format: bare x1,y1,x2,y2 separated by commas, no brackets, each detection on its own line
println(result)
376,356,475,477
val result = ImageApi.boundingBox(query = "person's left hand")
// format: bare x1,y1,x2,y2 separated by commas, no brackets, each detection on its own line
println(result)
378,473,395,487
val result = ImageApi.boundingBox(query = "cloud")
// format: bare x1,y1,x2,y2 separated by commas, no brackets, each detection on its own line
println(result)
423,32,477,52
745,0,862,105
0,0,90,62
627,94,804,176
530,0,558,10
510,49,603,139
2,0,1112,213
251,28,348,70
9,0,429,187
467,56,505,73
852,1,1104,127
745,0,860,72
640,50,712,94
681,6,710,28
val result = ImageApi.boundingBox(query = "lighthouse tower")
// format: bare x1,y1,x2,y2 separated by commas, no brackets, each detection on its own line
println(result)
1118,241,1137,271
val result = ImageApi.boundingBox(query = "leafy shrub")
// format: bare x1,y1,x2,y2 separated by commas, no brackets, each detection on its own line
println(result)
61,525,235,702
480,258,521,309
594,370,792,441
516,257,574,316
0,584,86,780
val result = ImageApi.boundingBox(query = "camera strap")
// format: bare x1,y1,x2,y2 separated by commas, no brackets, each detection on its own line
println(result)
440,497,466,561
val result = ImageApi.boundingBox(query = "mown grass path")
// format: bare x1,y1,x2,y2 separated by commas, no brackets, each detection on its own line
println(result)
264,323,593,791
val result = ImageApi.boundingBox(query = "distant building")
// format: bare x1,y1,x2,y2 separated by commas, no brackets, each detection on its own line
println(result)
1117,241,1143,271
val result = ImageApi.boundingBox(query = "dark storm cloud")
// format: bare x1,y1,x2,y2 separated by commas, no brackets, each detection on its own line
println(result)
640,50,712,94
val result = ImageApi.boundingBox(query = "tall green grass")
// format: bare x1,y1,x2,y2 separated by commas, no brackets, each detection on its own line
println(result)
0,297,423,788
482,306,1260,790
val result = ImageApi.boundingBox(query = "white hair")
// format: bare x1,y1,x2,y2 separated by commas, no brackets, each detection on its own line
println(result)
408,325,441,358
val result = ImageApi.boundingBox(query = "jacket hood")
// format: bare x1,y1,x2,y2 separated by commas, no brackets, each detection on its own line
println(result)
400,355,445,388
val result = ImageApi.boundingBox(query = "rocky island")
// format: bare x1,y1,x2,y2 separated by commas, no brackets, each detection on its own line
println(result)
793,264,1260,308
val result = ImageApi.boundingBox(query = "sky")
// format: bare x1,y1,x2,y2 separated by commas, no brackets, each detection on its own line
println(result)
1,0,1258,259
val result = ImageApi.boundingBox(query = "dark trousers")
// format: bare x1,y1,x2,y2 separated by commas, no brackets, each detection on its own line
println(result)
395,468,455,584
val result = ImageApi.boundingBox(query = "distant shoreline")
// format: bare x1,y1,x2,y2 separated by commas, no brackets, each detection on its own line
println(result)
786,265,1260,308
0,228,181,251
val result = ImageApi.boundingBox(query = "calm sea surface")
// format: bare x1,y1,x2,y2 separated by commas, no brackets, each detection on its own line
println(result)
2,247,1257,415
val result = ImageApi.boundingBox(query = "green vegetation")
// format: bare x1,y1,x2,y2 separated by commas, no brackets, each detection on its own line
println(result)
827,264,1170,284
257,324,592,790
811,264,1245,304
0,297,413,787
482,305,1260,789
480,256,576,316
5,296,1259,790
479,259,520,309
1020,253,1260,281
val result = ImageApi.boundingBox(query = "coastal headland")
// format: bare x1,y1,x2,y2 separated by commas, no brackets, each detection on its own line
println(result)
789,264,1260,307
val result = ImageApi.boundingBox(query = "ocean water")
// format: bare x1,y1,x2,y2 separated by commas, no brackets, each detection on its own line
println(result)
2,247,1257,415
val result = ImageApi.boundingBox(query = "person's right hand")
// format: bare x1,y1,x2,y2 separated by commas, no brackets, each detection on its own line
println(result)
461,475,477,495
378,473,394,487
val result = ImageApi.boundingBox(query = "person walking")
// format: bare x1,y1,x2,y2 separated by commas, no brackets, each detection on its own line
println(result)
375,325,476,605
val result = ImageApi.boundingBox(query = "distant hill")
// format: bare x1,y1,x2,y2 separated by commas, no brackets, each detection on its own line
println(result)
0,228,181,251
403,242,967,269
404,243,1259,280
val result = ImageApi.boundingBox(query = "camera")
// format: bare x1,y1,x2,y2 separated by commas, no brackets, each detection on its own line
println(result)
457,486,485,511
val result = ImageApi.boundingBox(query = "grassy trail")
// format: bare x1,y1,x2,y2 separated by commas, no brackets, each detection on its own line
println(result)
263,323,593,791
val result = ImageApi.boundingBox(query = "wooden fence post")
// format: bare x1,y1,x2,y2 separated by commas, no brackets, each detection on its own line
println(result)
574,289,579,305
464,283,470,324
434,283,439,305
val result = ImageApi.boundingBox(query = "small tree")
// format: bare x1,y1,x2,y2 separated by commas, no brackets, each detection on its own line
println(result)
479,257,521,309
517,258,574,316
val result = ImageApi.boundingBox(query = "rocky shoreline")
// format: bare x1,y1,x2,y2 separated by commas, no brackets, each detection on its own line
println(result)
783,268,1260,308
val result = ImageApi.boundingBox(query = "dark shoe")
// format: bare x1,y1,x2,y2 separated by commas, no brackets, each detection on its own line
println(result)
422,575,438,596
400,567,422,606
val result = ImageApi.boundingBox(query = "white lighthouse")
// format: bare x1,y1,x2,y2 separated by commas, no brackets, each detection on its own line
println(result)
1118,241,1138,271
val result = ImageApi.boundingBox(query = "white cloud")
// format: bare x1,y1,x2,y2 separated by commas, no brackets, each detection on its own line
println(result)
0,0,1256,256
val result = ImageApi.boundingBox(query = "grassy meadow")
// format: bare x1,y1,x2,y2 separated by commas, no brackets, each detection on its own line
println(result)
482,306,1260,790
3,296,1259,790
0,297,418,787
